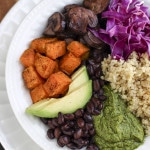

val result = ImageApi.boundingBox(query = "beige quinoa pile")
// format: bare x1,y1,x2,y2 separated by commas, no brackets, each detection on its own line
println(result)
101,51,150,135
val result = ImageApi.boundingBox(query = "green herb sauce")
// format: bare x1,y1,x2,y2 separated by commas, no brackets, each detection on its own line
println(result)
94,85,144,150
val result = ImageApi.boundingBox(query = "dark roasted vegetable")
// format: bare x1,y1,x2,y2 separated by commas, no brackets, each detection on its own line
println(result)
63,4,80,13
83,0,110,14
67,6,98,35
82,31,104,49
44,12,66,36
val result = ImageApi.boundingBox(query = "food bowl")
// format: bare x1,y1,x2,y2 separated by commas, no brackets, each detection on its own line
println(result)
5,0,150,149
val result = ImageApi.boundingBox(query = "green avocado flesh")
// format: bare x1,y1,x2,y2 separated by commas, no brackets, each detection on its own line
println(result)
94,85,144,150
68,66,89,94
26,66,92,118
71,65,86,80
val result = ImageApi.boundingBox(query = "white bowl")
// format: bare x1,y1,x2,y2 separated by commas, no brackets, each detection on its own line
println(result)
5,0,150,149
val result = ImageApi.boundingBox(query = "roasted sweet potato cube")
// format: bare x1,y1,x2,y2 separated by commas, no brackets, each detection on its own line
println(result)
20,48,35,67
30,37,57,54
46,40,66,60
67,41,90,57
43,71,71,97
30,84,49,103
53,59,59,73
22,66,44,89
59,52,81,75
34,53,57,79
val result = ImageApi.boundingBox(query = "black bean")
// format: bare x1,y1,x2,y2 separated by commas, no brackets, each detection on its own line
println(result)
99,88,104,95
84,113,93,122
77,118,85,128
87,58,96,65
58,135,70,146
54,127,61,139
99,95,107,101
91,97,101,107
82,130,90,138
99,80,105,86
67,143,78,149
85,123,93,130
58,112,65,125
87,64,94,76
93,79,101,92
86,144,99,150
89,128,95,136
64,113,75,120
48,120,55,129
74,128,83,139
86,101,95,114
93,93,99,98
95,56,102,63
47,129,55,139
92,63,101,72
92,109,101,115
67,121,75,128
52,118,59,127
75,108,84,118
62,129,74,136
61,122,71,131
74,138,89,147
80,139,89,146
91,76,97,80
72,138,82,145
98,102,103,110
92,49,101,58
95,69,101,78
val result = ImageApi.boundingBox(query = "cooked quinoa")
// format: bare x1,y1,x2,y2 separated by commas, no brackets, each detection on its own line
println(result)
101,51,150,135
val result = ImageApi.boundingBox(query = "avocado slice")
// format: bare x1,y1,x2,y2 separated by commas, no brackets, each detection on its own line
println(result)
26,80,92,118
71,65,86,80
67,67,89,94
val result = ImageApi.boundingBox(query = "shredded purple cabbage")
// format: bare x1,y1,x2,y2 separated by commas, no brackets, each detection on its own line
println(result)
89,0,150,60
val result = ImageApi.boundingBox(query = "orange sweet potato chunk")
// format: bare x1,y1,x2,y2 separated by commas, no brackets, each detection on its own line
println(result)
34,53,57,79
59,52,81,75
46,40,66,60
53,59,60,73
22,66,44,89
67,41,90,57
30,84,49,103
20,48,35,67
43,71,71,97
30,37,57,54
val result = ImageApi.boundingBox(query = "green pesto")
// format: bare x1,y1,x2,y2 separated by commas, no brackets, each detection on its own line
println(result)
94,85,144,150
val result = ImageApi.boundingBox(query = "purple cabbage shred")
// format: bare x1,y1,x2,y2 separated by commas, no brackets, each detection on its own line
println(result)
89,0,150,60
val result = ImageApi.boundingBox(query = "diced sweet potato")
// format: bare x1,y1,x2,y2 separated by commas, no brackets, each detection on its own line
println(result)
34,53,57,79
22,66,44,89
53,59,59,73
30,84,49,103
67,41,90,57
46,40,66,60
30,37,57,54
59,52,81,75
20,48,35,67
43,71,71,97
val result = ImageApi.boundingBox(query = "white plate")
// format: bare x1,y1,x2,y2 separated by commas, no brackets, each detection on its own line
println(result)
5,0,150,150
0,0,43,149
